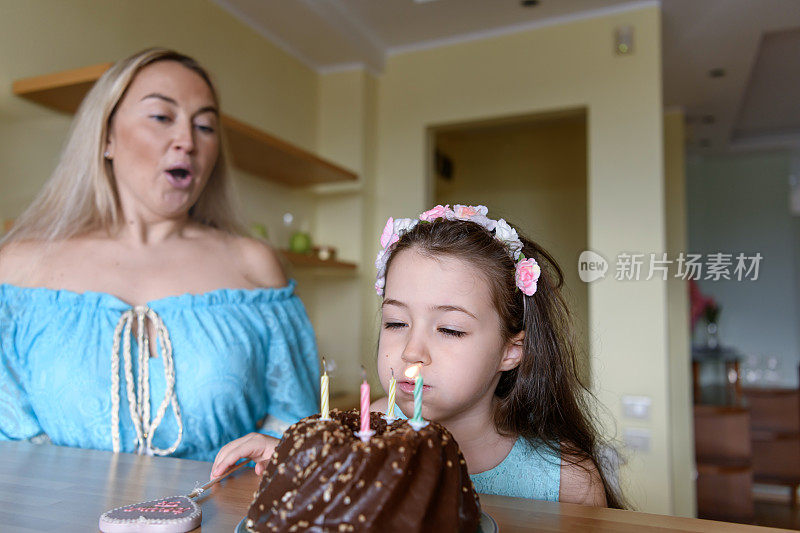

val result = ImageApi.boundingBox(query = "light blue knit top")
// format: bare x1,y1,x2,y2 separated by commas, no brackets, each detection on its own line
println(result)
469,436,561,501
393,406,560,500
0,281,319,462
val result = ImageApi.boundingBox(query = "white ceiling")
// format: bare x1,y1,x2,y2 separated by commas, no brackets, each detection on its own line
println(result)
661,0,800,154
214,0,800,154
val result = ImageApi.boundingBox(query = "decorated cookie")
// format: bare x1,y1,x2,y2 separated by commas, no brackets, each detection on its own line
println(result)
99,495,201,532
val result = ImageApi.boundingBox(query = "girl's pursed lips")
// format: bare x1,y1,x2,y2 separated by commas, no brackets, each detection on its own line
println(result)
397,380,431,394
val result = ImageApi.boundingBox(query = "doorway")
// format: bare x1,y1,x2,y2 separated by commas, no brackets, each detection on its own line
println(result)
429,109,590,379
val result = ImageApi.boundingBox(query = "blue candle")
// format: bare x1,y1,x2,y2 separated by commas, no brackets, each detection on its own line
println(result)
413,373,423,422
404,364,424,425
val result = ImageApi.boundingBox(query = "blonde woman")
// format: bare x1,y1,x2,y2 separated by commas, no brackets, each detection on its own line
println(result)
0,49,319,461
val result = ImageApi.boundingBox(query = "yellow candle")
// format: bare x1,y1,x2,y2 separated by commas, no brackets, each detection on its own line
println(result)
387,368,397,419
320,358,329,419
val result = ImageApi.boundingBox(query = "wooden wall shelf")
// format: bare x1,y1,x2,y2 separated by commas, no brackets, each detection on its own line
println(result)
12,63,358,188
279,250,357,272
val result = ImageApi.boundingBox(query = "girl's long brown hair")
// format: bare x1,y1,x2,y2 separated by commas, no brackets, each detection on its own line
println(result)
385,217,626,509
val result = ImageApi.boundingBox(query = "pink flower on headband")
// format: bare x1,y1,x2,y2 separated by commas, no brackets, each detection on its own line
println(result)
419,204,452,222
380,218,399,249
453,204,496,231
453,205,482,218
515,258,541,296
376,216,419,295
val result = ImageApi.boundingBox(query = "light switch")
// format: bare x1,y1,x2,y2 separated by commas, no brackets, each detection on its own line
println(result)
621,395,651,420
623,427,651,452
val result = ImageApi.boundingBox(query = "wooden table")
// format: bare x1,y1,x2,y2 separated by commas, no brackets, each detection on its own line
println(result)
0,441,790,532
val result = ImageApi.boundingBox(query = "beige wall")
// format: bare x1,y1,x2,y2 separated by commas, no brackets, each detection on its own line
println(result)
0,0,319,238
310,70,374,391
664,110,695,517
433,114,590,379
361,5,673,513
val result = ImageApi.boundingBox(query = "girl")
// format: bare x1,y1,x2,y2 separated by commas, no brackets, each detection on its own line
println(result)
213,204,623,509
371,205,622,507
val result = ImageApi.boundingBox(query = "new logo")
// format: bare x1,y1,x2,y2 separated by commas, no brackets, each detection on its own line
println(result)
578,250,608,283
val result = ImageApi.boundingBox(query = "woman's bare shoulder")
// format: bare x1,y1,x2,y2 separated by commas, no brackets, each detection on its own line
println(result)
0,240,47,284
225,234,287,289
559,447,608,507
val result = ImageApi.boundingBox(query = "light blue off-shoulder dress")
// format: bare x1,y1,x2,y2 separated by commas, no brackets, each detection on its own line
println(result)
0,281,319,462
393,406,560,500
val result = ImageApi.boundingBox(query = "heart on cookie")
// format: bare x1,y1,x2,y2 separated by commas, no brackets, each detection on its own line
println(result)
99,495,201,532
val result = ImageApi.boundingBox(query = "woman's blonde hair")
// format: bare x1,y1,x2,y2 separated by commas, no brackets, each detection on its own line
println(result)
2,47,244,246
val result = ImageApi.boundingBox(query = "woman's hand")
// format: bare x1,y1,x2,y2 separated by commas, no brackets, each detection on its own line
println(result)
211,433,279,479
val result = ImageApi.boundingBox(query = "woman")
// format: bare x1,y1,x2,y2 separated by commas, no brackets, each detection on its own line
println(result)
0,48,319,461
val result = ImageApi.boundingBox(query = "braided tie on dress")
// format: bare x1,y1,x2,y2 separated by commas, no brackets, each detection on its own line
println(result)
110,306,183,456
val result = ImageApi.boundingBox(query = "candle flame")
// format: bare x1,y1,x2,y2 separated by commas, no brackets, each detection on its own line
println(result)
361,365,367,382
404,364,421,380
322,357,327,376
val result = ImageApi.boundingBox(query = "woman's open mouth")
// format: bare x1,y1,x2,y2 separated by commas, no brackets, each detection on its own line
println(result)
164,166,193,190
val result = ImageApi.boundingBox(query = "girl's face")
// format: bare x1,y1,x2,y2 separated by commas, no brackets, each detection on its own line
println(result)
377,248,522,425
106,60,220,222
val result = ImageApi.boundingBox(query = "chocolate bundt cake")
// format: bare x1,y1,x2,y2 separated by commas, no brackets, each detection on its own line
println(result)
245,409,481,532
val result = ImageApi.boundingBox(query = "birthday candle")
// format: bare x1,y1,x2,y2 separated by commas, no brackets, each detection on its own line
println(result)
386,368,397,419
404,364,424,424
320,358,329,419
360,367,370,434
412,372,423,422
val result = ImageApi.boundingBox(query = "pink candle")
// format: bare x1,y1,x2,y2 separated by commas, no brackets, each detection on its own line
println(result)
360,368,370,434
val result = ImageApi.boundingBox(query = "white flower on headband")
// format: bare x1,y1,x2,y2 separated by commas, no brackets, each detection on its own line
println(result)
495,219,523,261
375,205,539,297
393,217,418,235
379,217,418,248
375,248,389,278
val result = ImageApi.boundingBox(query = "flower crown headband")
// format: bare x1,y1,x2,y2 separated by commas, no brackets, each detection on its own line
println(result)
375,204,541,296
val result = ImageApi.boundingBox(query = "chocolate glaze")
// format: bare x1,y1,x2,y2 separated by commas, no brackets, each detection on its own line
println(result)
246,409,481,532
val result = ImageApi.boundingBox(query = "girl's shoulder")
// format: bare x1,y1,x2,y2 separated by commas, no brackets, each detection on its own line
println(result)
370,396,389,413
469,437,560,501
559,447,608,506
